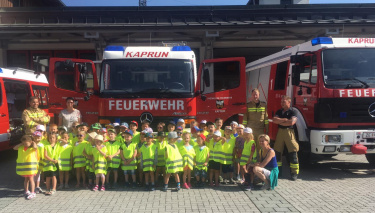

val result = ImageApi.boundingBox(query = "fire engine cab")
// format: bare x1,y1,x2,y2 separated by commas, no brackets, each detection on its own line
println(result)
48,44,247,129
246,37,375,165
0,67,49,151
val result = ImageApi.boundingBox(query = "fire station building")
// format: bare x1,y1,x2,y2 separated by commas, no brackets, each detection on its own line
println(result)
0,0,375,71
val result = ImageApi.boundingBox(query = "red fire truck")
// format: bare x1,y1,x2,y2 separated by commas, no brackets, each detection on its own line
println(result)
0,67,49,151
246,37,375,165
48,45,247,129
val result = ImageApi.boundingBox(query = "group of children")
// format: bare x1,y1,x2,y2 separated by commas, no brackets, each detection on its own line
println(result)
16,117,263,200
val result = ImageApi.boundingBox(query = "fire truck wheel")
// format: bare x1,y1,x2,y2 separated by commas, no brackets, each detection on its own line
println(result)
365,154,375,167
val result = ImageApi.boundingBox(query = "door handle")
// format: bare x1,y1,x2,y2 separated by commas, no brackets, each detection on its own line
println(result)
1,113,6,117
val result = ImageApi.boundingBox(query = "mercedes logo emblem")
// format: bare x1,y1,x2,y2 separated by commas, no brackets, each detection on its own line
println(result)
368,102,375,118
140,112,153,124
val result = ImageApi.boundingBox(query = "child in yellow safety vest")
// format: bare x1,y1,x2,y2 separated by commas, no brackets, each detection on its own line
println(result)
92,135,108,192
163,132,183,192
83,132,97,190
43,133,59,195
105,129,122,189
222,126,236,184
138,132,158,191
73,131,88,188
57,132,73,190
14,135,38,200
33,131,44,194
120,130,138,189
179,133,196,189
194,134,209,188
155,131,167,185
241,127,257,191
207,130,225,187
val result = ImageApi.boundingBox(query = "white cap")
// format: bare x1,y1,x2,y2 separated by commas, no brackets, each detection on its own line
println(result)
95,134,104,141
230,121,238,126
113,123,120,127
244,127,253,134
236,124,245,129
213,131,222,137
200,120,207,124
177,118,185,124
58,126,67,132
168,132,178,139
36,125,46,131
88,132,98,139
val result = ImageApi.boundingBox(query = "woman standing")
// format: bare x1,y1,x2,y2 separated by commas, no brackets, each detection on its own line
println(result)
59,97,82,132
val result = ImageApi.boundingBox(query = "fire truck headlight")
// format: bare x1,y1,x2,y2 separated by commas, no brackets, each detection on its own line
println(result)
323,134,342,143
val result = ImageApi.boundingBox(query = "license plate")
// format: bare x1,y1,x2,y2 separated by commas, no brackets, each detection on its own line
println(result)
363,132,375,139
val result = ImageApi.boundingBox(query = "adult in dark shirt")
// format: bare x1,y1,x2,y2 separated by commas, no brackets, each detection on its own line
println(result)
272,96,299,181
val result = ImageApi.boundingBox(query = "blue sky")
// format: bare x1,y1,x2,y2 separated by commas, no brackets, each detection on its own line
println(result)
62,0,375,6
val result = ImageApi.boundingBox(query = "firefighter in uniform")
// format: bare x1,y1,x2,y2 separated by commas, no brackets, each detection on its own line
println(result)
273,96,299,181
22,96,50,135
243,88,269,153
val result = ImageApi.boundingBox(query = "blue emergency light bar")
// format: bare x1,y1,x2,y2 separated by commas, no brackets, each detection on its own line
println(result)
171,46,192,51
0,68,2,73
105,46,125,51
311,37,333,46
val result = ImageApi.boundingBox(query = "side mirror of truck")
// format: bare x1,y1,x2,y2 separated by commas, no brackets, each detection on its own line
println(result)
203,68,210,87
64,59,74,69
77,63,87,74
292,65,301,86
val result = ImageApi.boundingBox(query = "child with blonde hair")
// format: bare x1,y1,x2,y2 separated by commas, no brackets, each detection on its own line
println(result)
179,133,195,189
92,135,108,192
43,133,59,195
14,135,38,200
57,132,73,189
73,131,88,188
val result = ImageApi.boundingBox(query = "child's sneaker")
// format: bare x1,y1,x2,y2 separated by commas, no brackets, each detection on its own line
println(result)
24,190,31,196
150,184,155,191
57,184,64,190
187,182,192,188
64,184,70,189
210,182,214,187
215,183,220,187
163,185,168,192
176,186,181,191
132,182,137,189
100,185,105,191
92,185,98,192
182,183,190,189
26,192,36,200
145,184,150,191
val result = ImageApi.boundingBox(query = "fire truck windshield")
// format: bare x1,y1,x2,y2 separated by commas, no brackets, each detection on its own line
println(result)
100,59,194,96
323,48,375,89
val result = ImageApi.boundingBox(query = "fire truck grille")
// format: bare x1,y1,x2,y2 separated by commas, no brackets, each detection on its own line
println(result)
314,98,375,123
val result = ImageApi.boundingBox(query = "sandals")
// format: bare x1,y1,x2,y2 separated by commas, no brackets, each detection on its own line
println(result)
35,187,44,194
45,189,56,195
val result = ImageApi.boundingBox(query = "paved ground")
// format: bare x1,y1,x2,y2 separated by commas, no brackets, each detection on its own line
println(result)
0,150,374,213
